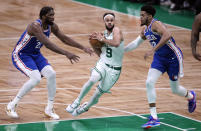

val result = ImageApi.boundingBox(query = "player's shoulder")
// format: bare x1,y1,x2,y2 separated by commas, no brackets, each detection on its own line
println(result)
29,21,41,28
113,26,122,33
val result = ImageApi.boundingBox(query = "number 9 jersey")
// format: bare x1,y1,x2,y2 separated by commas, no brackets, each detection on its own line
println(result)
100,30,124,67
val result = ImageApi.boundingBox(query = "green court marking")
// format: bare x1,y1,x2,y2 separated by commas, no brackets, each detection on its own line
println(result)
0,113,200,131
74,0,194,29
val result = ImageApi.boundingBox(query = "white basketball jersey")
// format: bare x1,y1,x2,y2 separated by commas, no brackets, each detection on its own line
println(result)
100,30,124,66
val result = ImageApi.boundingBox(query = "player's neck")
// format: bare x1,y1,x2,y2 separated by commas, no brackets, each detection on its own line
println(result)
146,18,153,26
42,22,48,30
106,30,112,35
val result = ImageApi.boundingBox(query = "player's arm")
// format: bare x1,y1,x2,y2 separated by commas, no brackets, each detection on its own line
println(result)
144,21,171,60
27,22,80,64
51,23,92,55
151,21,171,52
124,26,146,52
191,14,201,61
96,27,122,47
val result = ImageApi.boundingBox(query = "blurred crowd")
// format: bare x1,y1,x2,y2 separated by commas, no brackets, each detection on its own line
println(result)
124,0,201,14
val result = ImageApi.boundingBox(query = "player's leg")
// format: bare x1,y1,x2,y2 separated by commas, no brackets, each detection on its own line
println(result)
72,67,121,116
40,65,59,119
66,67,102,113
142,55,165,129
142,68,162,128
146,68,162,118
7,55,41,118
168,57,196,113
36,54,59,120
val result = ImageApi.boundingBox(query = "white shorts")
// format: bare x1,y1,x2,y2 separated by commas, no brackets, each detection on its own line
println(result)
92,60,121,93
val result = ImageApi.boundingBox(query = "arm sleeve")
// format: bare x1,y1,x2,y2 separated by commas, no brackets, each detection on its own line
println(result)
124,35,144,52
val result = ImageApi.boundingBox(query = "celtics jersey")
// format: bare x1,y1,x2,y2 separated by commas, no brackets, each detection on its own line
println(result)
100,30,124,66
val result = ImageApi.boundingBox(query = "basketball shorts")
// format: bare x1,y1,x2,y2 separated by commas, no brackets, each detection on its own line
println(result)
151,53,183,81
92,60,121,93
12,52,50,77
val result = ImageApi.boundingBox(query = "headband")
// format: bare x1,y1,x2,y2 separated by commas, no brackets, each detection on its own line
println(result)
103,14,114,20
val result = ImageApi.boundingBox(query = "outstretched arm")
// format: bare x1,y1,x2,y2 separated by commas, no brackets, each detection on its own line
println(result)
124,27,146,52
27,22,80,64
51,23,93,55
191,14,201,61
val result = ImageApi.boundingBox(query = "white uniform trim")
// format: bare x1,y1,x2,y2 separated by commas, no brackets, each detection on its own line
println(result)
13,32,32,76
167,39,184,77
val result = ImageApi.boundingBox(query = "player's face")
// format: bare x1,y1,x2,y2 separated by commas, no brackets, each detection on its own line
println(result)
44,10,55,25
104,15,115,32
140,11,149,26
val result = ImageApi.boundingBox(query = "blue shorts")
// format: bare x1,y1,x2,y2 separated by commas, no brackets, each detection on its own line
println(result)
151,54,182,81
12,52,50,77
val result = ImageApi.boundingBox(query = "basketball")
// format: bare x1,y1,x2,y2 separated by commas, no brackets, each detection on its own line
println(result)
89,39,104,48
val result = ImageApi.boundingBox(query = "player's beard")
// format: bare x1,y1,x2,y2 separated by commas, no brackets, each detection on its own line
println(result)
106,24,114,32
45,19,54,25
140,18,148,26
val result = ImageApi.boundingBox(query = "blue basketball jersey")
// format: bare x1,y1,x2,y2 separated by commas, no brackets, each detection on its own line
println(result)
12,19,51,76
144,19,182,58
13,19,51,55
144,19,184,80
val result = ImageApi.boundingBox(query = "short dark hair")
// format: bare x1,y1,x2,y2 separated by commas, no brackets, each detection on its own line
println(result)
141,5,156,17
103,12,115,19
39,6,54,19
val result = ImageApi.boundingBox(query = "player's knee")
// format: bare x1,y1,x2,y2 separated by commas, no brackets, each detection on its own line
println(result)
31,76,41,85
89,70,101,83
89,75,100,84
47,69,56,79
30,70,41,85
146,78,155,88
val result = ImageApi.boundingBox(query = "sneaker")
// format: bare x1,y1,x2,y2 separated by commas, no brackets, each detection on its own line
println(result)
66,99,80,113
6,102,19,118
44,107,60,120
72,102,88,116
141,115,160,129
188,91,196,113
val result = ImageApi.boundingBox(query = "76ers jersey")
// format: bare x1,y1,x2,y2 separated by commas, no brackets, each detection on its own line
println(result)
144,19,184,79
12,19,51,76
13,19,51,55
144,19,182,58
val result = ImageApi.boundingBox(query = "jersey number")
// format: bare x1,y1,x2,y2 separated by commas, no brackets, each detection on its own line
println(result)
106,47,112,58
35,42,42,49
151,41,156,47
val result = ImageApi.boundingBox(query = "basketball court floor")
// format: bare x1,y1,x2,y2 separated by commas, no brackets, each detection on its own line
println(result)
0,0,200,130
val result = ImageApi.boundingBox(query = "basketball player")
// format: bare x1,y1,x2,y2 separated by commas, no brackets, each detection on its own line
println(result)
6,6,93,120
66,12,124,116
124,5,196,129
191,12,201,61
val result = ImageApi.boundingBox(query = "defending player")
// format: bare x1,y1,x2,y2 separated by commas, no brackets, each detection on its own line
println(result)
66,12,124,116
124,5,196,129
6,6,92,120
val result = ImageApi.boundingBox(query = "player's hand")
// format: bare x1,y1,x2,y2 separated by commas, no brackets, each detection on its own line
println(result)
89,32,98,40
83,47,93,56
65,52,80,64
89,32,104,42
144,49,154,60
96,32,104,42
